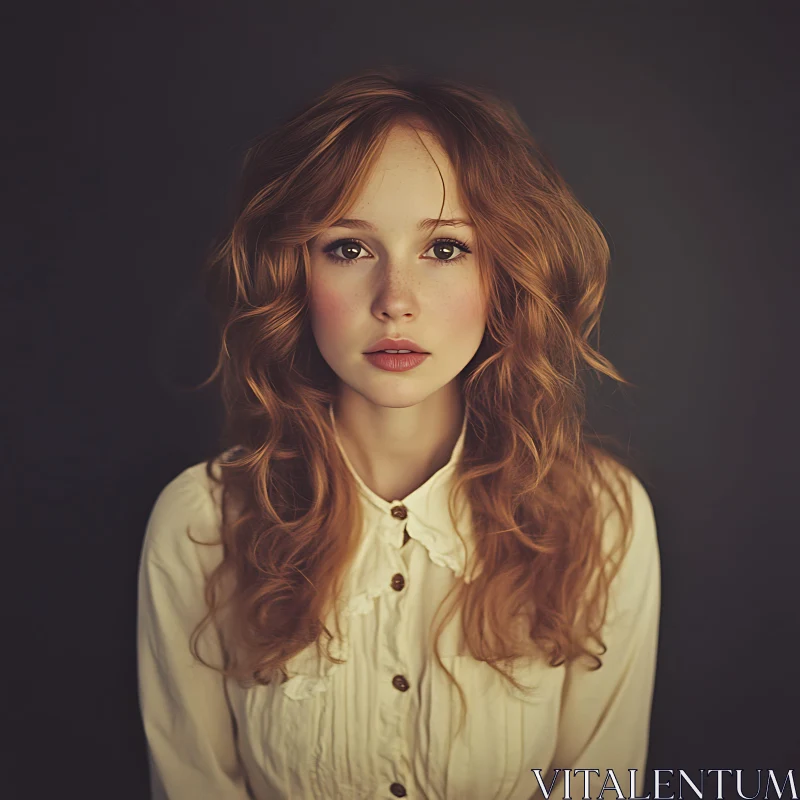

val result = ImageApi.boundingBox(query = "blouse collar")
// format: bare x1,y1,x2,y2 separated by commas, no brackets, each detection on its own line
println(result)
328,402,479,586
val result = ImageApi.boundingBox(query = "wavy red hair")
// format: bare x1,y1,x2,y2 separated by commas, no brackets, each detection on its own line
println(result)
186,66,637,735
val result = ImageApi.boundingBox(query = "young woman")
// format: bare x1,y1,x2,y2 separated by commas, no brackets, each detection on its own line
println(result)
137,67,660,800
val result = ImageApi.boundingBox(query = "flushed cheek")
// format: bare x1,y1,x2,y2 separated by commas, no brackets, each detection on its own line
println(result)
309,287,360,344
436,289,486,335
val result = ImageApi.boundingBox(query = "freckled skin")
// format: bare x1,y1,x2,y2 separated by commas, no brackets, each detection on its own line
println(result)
308,122,488,414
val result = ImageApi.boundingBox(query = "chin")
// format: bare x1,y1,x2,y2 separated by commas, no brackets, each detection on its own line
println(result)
363,390,429,409
352,380,435,409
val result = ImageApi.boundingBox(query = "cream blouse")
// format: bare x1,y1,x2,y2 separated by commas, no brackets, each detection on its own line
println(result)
137,407,660,800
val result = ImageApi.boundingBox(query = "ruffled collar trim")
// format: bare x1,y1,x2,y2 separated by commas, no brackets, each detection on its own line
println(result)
328,402,479,588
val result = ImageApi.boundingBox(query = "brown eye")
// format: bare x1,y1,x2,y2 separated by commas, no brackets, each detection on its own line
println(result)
424,238,472,264
430,241,455,260
336,242,364,260
324,239,371,263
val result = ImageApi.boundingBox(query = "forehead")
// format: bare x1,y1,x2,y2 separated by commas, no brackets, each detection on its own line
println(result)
377,121,448,164
343,122,463,216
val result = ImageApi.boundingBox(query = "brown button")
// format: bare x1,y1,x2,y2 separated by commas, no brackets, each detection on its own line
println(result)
390,573,405,591
392,674,410,692
390,783,407,797
390,504,408,520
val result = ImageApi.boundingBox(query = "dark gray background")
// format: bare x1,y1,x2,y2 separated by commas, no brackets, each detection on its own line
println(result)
5,1,798,796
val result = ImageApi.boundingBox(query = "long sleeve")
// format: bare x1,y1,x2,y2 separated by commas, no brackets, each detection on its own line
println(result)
136,468,254,800
539,470,661,800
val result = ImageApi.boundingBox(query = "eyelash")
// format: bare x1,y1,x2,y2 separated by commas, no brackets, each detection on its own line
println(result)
322,237,472,265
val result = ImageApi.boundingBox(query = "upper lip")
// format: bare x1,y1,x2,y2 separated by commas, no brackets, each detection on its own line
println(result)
364,337,429,354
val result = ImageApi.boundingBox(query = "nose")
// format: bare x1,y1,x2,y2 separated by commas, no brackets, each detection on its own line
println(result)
370,264,419,321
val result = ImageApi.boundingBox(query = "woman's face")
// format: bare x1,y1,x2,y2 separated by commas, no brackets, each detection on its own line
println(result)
308,122,488,409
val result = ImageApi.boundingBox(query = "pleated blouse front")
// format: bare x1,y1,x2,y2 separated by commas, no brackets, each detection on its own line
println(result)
137,407,660,800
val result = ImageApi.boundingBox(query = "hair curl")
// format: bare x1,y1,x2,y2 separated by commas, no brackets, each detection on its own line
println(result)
186,66,637,736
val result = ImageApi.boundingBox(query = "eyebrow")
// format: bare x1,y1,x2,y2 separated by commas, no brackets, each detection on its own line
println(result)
329,217,473,232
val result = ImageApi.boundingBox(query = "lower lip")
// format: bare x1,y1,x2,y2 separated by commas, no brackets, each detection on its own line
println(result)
364,352,430,371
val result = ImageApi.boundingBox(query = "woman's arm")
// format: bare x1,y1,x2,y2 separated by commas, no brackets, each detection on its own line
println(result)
137,469,254,800
538,470,661,800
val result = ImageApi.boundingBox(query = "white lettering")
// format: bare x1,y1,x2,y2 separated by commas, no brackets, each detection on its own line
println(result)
598,769,625,799
736,769,761,800
630,769,652,800
573,769,601,800
654,769,675,800
531,769,561,799
706,769,733,800
677,770,704,799
765,770,798,800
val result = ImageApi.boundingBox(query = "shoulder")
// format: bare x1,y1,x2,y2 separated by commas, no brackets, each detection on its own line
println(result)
593,458,657,550
595,459,660,618
140,456,228,580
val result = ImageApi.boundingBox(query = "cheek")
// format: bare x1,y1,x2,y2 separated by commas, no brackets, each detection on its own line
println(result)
309,284,354,331
437,284,487,331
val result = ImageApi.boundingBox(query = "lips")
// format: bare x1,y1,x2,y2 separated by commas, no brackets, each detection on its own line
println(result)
364,337,428,354
364,351,430,372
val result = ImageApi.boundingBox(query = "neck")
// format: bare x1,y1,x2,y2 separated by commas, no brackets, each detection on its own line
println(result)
332,383,464,503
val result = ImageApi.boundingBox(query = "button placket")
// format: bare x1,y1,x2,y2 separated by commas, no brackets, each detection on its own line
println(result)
376,503,413,794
